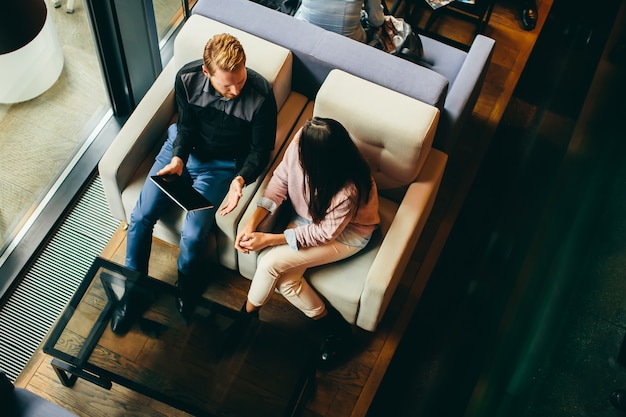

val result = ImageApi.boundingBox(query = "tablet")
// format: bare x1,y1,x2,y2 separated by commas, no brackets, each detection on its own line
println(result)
150,175,214,212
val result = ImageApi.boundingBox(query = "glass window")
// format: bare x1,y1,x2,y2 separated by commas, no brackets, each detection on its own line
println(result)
0,0,190,261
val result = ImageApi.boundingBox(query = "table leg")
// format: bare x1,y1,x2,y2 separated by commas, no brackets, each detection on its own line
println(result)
51,358,112,389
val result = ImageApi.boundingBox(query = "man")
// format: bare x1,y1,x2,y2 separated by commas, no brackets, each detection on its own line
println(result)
111,33,277,334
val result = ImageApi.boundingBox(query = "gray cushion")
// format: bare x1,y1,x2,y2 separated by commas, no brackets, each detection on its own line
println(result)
14,389,77,417
191,0,450,108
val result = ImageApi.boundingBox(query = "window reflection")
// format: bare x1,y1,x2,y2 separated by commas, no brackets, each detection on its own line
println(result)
0,0,190,258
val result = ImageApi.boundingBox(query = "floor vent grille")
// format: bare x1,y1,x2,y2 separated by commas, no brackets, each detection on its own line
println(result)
0,174,119,381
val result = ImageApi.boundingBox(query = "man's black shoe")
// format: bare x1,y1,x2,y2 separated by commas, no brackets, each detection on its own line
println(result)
175,270,200,323
110,286,153,335
610,389,626,411
110,297,135,335
175,294,196,323
521,0,538,31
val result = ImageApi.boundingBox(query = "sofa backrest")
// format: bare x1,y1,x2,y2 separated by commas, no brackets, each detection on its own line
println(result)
173,14,293,109
314,70,439,199
191,0,449,108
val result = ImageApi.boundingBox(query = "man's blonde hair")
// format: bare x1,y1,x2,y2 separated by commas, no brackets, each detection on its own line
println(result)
203,33,246,75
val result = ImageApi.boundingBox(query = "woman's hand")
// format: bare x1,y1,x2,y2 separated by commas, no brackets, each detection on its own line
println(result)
237,230,288,253
236,231,272,253
235,221,256,253
234,206,278,253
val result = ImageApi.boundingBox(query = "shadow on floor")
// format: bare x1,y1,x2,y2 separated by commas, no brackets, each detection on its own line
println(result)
368,0,626,416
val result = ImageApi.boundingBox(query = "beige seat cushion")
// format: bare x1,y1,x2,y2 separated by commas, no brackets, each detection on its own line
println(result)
314,69,439,194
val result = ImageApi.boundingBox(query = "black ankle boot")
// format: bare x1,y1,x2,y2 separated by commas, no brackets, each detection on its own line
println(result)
521,0,538,31
176,271,198,323
316,307,352,368
240,300,259,318
110,293,135,335
110,283,149,335
611,390,626,411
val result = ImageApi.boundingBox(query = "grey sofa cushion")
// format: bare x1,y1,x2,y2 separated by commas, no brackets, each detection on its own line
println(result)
13,389,78,417
1,371,77,417
191,0,449,107
1,371,18,416
191,0,495,153
311,31,449,108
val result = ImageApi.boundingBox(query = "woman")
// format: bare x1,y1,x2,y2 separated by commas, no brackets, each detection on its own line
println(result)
235,117,380,365
294,0,385,43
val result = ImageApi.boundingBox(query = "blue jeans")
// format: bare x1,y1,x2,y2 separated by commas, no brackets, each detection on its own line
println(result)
125,124,236,277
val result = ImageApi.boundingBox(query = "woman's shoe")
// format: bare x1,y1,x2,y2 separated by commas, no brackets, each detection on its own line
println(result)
240,300,259,318
319,331,352,368
610,390,626,411
316,307,352,368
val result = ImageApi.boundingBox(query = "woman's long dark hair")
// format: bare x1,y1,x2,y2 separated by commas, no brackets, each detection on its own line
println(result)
298,117,373,223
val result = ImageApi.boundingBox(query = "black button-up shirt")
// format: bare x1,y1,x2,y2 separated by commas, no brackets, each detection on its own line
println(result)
172,60,277,184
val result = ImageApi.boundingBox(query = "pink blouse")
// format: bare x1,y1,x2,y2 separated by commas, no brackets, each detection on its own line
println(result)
258,134,380,250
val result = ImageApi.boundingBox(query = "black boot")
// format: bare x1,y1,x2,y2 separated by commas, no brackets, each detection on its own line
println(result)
110,282,149,335
521,0,538,31
176,270,199,323
611,390,626,411
240,300,259,319
316,306,352,368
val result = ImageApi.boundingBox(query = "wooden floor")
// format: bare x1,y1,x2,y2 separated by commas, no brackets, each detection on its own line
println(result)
14,0,553,415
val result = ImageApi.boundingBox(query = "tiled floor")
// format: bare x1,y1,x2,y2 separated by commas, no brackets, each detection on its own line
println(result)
369,1,626,416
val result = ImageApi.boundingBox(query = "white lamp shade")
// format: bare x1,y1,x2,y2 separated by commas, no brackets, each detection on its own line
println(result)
0,2,64,104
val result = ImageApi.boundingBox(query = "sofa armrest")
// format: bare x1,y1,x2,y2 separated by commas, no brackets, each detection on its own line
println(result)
436,34,495,152
357,148,448,331
236,102,314,277
98,61,177,221
215,94,310,271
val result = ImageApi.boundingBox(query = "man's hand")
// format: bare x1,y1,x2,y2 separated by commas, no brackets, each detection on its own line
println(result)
156,157,184,177
219,176,245,216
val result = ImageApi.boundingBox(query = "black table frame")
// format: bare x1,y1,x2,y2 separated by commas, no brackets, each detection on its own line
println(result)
43,256,317,417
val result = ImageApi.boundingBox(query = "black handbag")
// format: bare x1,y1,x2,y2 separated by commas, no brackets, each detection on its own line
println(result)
366,15,424,62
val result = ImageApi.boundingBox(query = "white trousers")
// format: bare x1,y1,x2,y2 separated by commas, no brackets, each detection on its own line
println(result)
247,239,362,318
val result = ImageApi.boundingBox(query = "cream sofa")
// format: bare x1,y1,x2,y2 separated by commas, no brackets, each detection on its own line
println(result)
237,69,447,331
99,12,449,332
99,15,309,271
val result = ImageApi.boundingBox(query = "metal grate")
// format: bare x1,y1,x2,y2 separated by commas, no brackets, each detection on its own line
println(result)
0,174,119,382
